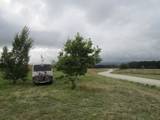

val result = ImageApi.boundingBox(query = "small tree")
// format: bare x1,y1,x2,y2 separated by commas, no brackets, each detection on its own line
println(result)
56,33,101,89
0,46,11,78
0,26,33,84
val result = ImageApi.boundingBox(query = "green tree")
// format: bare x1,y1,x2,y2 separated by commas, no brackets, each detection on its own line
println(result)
56,33,101,89
0,46,10,77
0,26,33,84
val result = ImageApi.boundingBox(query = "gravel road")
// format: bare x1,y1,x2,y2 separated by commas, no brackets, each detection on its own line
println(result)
98,69,160,87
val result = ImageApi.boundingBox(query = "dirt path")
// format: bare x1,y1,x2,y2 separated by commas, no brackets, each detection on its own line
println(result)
98,69,160,87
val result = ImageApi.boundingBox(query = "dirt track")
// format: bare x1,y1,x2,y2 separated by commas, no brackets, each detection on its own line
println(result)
98,69,160,87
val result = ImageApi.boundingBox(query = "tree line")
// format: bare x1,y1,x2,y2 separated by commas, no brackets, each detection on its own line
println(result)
0,26,101,89
119,61,160,69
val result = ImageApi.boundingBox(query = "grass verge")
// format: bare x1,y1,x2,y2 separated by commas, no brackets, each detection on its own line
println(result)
0,69,160,120
113,69,160,80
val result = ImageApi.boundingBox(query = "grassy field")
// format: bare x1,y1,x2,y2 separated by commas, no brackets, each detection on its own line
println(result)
93,68,109,73
0,69,160,120
113,69,160,80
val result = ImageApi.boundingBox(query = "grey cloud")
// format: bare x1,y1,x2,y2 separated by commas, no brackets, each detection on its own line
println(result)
0,16,21,46
31,31,64,48
0,0,160,63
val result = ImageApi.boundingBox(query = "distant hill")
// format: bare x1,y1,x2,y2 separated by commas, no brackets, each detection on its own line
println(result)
95,61,160,69
126,61,160,69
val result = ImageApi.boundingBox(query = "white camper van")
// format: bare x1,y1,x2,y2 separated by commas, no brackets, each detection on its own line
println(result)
32,64,53,84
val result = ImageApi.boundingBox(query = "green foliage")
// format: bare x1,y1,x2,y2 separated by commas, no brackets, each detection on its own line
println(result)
119,64,128,69
0,26,33,84
56,33,101,89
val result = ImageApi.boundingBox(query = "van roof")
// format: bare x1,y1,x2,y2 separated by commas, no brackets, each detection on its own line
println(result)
33,64,51,66
33,64,52,71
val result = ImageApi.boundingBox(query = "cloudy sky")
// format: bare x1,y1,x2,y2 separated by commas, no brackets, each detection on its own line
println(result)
0,0,160,64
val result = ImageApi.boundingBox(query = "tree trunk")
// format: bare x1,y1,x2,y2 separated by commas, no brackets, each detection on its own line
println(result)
13,79,16,84
71,75,79,89
71,79,76,89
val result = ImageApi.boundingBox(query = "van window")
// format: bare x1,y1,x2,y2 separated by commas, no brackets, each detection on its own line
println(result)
34,65,52,71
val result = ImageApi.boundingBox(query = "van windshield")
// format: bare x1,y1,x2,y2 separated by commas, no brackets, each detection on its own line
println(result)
33,64,52,71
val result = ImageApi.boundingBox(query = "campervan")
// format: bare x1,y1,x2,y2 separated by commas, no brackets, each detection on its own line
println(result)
32,64,53,84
